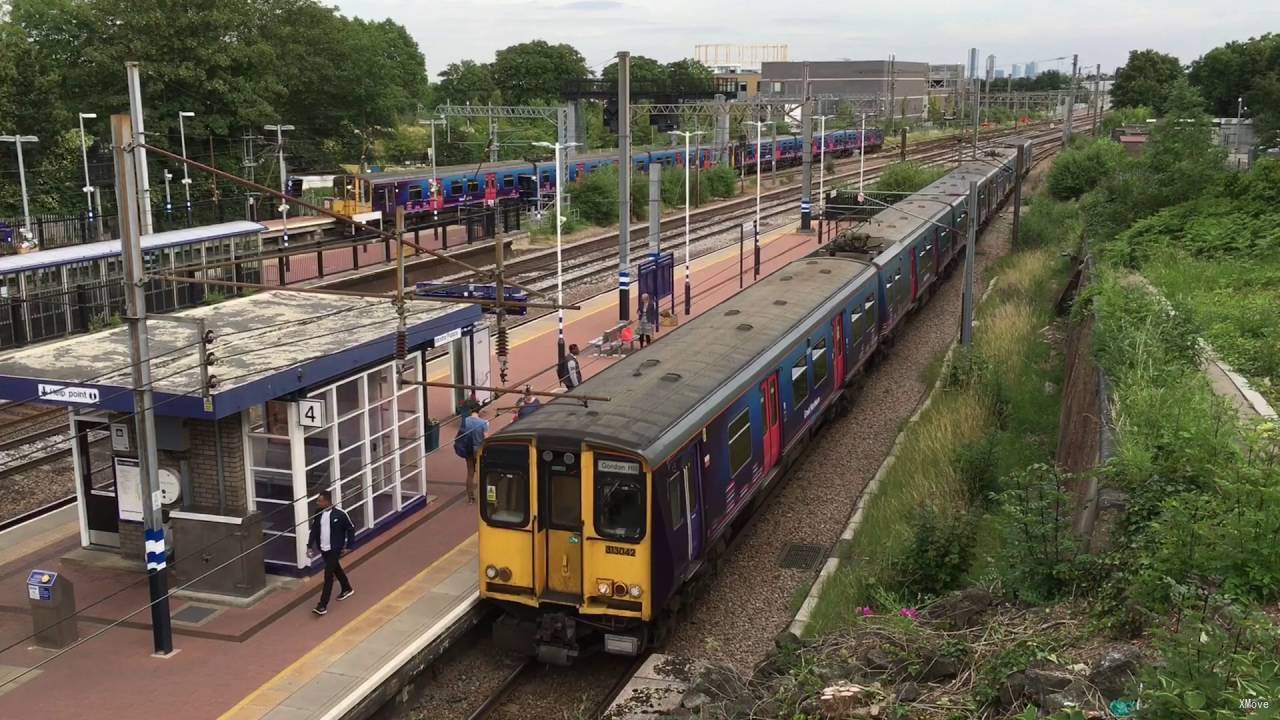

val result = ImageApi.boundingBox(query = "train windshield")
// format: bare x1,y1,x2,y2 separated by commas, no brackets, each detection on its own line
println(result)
481,443,529,527
594,454,645,542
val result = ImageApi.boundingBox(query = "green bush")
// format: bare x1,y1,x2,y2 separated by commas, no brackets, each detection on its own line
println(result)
993,463,1080,603
703,164,737,198
890,504,976,600
873,161,948,195
570,166,620,226
1046,140,1128,200
1018,195,1081,249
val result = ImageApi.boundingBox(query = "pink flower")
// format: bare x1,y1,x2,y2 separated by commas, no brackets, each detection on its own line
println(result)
860,607,874,616
899,608,919,620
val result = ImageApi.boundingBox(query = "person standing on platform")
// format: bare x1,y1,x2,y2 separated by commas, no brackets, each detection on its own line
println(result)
636,293,659,348
515,386,542,419
307,489,354,616
562,344,582,390
455,400,489,503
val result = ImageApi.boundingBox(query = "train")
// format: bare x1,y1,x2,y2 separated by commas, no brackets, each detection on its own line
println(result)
473,137,1033,665
328,128,885,219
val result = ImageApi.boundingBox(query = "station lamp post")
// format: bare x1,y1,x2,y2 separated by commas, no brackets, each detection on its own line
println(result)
162,169,173,216
814,114,833,214
178,111,195,217
669,130,706,316
418,117,447,210
0,134,38,246
78,114,97,224
744,120,772,279
533,140,581,366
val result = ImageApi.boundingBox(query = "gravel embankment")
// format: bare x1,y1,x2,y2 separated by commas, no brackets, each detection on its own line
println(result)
0,404,79,524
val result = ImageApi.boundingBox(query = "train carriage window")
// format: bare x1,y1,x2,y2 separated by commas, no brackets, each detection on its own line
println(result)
408,186,423,203
594,455,645,542
791,353,809,407
503,175,515,189
728,409,752,476
467,179,480,194
480,444,529,527
667,471,685,530
811,339,829,386
450,180,463,196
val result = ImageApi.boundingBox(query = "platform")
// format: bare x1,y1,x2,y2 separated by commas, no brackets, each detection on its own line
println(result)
0,217,826,720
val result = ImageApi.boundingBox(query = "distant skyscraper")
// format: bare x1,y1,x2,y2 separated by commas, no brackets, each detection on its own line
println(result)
994,69,1006,79
1025,61,1038,78
1013,64,1023,79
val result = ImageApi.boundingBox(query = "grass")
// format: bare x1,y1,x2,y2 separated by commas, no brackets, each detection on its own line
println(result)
1143,250,1280,406
807,243,1071,635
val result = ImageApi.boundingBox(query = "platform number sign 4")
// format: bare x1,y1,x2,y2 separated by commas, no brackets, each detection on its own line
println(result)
298,399,325,429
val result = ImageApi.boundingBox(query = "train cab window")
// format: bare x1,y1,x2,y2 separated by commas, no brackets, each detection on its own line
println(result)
728,409,752,476
408,186,423,203
594,455,645,542
811,339,829,386
791,353,809,407
480,444,530,527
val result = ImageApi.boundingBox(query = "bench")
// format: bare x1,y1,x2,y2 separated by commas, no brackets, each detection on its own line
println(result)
592,321,634,357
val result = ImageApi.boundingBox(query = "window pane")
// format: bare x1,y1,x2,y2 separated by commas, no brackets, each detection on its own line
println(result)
253,468,294,502
252,436,292,471
366,366,394,405
397,387,420,422
791,354,809,406
336,378,360,417
728,410,752,476
480,444,529,527
303,433,330,467
667,472,685,530
812,339,829,386
339,445,364,480
548,472,580,529
306,460,334,496
369,428,396,466
594,455,645,542
338,414,363,450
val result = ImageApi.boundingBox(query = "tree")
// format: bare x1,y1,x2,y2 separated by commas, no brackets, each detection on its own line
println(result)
601,55,667,86
1112,49,1184,113
664,58,713,89
1187,34,1280,117
491,40,588,105
437,60,498,105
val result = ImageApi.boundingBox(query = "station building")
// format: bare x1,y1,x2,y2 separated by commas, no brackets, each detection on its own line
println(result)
0,289,490,599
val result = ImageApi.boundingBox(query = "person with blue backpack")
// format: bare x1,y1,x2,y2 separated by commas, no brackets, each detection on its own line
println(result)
454,399,489,504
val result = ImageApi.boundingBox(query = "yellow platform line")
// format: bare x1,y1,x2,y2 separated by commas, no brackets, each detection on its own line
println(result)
423,221,802,382
219,535,478,720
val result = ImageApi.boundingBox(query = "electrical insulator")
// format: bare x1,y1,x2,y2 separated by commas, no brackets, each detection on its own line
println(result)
203,329,216,345
395,329,407,362
205,352,217,366
207,375,220,389
496,323,510,384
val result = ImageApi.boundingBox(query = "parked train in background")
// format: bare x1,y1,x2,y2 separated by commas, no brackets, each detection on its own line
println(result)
474,138,1031,664
327,128,885,219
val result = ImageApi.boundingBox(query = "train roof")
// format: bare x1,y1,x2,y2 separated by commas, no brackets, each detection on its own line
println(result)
0,221,266,275
489,255,876,465
353,144,716,183
865,149,1019,251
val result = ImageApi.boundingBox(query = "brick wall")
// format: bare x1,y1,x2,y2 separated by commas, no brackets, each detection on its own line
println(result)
118,521,144,570
187,414,248,516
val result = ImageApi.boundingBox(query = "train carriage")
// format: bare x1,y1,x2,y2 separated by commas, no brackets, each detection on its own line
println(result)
478,256,879,663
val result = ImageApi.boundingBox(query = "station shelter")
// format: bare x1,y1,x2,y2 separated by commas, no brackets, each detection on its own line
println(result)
0,289,488,599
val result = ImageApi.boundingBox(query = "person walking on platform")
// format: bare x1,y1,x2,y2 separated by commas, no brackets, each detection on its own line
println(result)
561,344,582,390
455,400,489,503
515,386,542,419
307,490,354,616
636,293,659,348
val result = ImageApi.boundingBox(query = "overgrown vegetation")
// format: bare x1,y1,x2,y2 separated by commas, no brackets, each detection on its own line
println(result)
1046,139,1128,201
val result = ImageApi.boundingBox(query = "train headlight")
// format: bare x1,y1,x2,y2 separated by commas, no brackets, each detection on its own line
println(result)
597,579,613,596
628,585,643,599
498,567,512,582
613,582,628,598
485,565,499,580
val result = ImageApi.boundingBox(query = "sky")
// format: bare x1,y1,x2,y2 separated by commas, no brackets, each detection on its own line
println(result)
332,0,1277,80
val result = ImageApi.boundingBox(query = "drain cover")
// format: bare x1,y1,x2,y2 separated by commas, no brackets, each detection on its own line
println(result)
172,604,219,625
778,543,827,571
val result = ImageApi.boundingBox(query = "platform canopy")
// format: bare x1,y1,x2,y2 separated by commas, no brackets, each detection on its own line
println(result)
0,290,482,419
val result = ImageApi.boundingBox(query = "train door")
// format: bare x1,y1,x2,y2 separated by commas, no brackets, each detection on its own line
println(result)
539,444,583,602
575,162,586,181
832,314,846,384
484,173,497,205
760,374,781,473
665,447,702,577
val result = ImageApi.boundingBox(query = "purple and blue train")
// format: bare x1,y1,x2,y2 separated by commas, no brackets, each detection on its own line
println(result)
329,128,885,219
474,138,1033,664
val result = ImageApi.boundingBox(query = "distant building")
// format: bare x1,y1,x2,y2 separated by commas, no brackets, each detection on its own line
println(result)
1013,64,1023,79
1217,117,1256,169
715,69,760,99
760,60,932,119
1025,61,1038,78
994,69,1006,79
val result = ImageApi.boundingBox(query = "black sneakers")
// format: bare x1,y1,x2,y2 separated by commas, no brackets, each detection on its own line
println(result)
313,605,327,615
338,588,355,601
